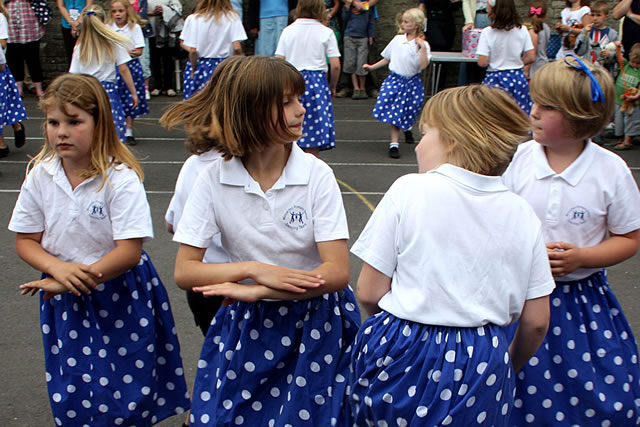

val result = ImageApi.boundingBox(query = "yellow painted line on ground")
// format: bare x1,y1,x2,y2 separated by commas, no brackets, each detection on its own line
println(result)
337,178,376,212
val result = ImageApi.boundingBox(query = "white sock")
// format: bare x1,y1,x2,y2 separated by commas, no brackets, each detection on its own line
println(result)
125,128,133,137
389,142,399,148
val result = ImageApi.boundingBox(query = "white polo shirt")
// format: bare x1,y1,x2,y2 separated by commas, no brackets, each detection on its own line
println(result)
180,12,247,59
351,164,555,327
173,143,348,271
503,140,640,281
275,18,340,72
165,151,229,264
381,34,432,78
109,22,145,50
69,43,131,82
9,159,153,265
476,26,533,72
0,14,8,56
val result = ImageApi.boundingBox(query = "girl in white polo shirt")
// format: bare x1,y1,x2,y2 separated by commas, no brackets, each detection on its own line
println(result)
160,55,361,426
476,0,535,114
275,0,341,156
180,0,246,99
108,0,149,146
9,73,189,426
70,5,138,142
363,7,430,159
349,85,555,426
503,58,640,425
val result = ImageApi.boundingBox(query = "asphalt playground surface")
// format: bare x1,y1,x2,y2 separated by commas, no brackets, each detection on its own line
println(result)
1,90,639,426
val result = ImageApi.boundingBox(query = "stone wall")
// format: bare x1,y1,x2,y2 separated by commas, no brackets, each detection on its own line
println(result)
37,0,621,83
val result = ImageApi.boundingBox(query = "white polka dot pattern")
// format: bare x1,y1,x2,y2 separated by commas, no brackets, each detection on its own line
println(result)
297,70,336,152
482,69,532,115
183,57,226,100
101,80,128,142
372,72,424,132
116,58,149,118
0,65,28,129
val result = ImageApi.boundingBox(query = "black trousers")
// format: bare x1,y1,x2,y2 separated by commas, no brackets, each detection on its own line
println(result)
6,40,43,82
61,26,77,67
149,37,175,91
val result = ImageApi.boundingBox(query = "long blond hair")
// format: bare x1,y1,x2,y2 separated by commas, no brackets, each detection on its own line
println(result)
107,0,148,30
193,0,237,20
29,74,143,190
78,5,132,65
0,0,8,20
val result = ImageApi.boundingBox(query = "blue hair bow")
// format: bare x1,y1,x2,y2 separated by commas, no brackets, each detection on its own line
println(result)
564,54,605,104
86,10,96,15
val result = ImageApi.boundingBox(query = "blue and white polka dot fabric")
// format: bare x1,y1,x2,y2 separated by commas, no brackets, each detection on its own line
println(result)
100,80,127,142
116,59,149,118
0,65,27,128
183,57,225,100
189,289,361,426
372,72,424,131
349,312,515,426
506,270,640,425
297,70,336,151
482,69,532,115
40,252,191,426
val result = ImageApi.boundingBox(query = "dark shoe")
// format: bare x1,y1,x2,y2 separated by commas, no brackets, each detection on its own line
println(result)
404,130,414,144
336,88,352,98
14,122,25,148
126,136,137,146
631,135,640,146
613,142,632,150
389,146,400,159
0,146,9,158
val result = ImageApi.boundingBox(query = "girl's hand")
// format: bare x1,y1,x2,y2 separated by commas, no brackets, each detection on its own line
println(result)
546,242,583,277
0,64,4,72
362,63,372,72
49,260,102,296
462,23,474,32
131,93,139,109
250,262,325,293
193,282,267,304
20,277,70,300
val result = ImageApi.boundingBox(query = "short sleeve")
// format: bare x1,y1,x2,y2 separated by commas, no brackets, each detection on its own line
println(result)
350,182,401,278
132,24,145,48
69,48,81,73
114,43,132,66
476,28,490,57
607,166,640,235
109,174,154,241
380,36,396,60
522,26,534,51
180,15,194,44
173,169,221,249
525,230,556,300
311,166,348,242
230,16,248,42
0,14,8,40
8,171,46,234
326,30,340,58
274,29,289,57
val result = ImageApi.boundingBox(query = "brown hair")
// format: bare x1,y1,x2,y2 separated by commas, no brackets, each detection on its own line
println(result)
530,59,615,140
565,0,589,7
490,0,522,31
193,0,238,20
295,0,326,21
420,85,531,176
160,56,306,159
590,0,609,14
630,43,640,58
30,73,143,190
528,0,547,33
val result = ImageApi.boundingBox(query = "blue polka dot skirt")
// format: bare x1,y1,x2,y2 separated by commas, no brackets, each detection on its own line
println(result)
372,72,424,131
117,59,149,119
482,69,532,115
183,57,225,100
40,252,191,426
297,70,336,151
506,270,640,426
189,288,362,426
349,312,515,426
0,65,28,127
101,80,127,142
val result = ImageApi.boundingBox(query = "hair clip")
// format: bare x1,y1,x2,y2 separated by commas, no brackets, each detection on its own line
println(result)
564,54,605,104
86,10,96,15
530,6,542,15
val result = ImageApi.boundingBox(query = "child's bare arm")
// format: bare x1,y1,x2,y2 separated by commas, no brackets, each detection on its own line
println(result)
355,262,392,317
90,238,143,282
329,56,341,95
546,229,640,277
510,295,550,372
362,58,389,72
117,63,139,109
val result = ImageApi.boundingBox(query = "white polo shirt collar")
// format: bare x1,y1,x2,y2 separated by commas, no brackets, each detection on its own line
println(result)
431,163,509,193
532,139,595,186
219,143,312,192
42,157,98,195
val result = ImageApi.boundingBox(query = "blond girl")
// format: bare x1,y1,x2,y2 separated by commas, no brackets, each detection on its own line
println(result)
9,73,189,425
70,4,138,142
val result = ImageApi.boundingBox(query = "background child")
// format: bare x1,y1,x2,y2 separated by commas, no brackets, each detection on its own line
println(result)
179,0,246,100
555,0,592,58
109,0,149,146
160,55,360,426
613,42,640,150
8,73,190,425
364,7,430,159
349,85,554,425
0,0,26,158
503,57,640,425
525,0,550,78
575,0,619,74
342,0,375,100
477,0,535,114
70,5,139,142
276,0,341,156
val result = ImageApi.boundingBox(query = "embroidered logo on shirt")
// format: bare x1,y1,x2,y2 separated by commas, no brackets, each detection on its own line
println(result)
87,201,107,220
566,206,589,225
282,205,308,230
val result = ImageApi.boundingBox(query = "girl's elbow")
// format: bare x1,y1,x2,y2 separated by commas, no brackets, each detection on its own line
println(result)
173,263,193,290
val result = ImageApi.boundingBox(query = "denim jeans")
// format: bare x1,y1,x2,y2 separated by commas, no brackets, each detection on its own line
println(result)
255,15,288,57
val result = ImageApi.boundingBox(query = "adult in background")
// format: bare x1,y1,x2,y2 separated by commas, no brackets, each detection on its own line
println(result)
419,0,460,91
5,0,49,98
458,0,490,83
56,0,93,66
613,0,640,59
148,0,182,96
248,0,297,56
